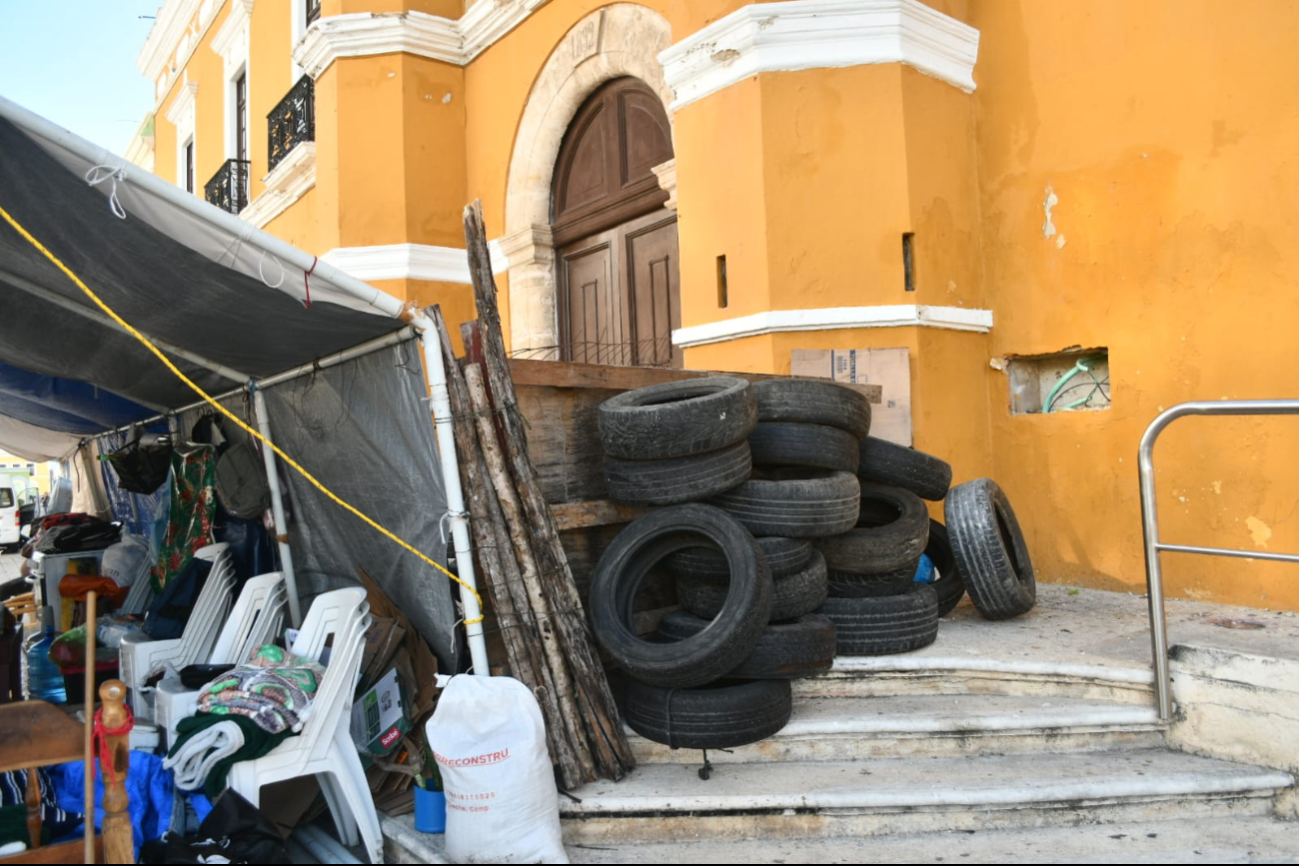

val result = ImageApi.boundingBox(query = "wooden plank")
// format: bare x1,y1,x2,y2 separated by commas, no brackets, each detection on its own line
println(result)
0,837,100,864
550,500,650,531
0,702,83,772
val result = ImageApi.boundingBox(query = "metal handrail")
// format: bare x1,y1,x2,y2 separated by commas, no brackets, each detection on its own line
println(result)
1139,399,1299,722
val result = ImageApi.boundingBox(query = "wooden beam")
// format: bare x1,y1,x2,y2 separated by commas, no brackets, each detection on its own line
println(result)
550,499,650,531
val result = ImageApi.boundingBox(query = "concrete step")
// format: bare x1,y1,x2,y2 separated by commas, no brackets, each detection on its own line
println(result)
566,816,1299,863
630,694,1166,764
800,657,1157,705
561,748,1293,844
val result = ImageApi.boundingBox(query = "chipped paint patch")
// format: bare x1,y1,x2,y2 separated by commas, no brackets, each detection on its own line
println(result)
711,48,741,64
1246,516,1273,549
1212,480,1222,494
1055,234,1067,249
1043,185,1059,238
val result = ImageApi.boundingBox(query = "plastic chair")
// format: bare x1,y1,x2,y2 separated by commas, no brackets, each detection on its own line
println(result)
119,543,236,719
154,572,288,746
226,587,381,864
119,571,155,616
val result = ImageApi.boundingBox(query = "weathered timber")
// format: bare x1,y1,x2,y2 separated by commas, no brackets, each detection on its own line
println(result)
550,499,651,531
464,200,634,780
99,680,132,865
465,363,598,787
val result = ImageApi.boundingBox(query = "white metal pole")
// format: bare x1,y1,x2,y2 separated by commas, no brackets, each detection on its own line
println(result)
413,311,490,676
252,388,302,627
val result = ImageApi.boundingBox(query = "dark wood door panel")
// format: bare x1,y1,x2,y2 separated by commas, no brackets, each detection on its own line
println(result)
625,212,681,368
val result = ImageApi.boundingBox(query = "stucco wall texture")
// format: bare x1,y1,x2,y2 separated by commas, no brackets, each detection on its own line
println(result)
146,0,1299,611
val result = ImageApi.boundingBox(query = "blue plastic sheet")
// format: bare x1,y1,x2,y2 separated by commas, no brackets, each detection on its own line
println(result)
0,362,155,434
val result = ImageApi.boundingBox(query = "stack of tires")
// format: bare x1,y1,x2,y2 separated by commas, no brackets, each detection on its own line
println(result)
588,375,1038,753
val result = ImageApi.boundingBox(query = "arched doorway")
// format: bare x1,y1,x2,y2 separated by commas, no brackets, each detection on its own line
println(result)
551,76,681,368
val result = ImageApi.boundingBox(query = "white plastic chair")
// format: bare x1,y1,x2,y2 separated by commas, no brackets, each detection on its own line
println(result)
119,543,236,719
226,587,381,864
154,572,289,746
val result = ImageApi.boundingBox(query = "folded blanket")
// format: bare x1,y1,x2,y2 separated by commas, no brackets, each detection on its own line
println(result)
165,714,291,798
196,645,325,735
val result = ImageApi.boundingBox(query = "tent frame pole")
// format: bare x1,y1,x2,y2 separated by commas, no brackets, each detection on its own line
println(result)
252,387,302,627
413,310,490,676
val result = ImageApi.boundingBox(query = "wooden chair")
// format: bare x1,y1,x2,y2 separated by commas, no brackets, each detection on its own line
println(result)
0,681,132,864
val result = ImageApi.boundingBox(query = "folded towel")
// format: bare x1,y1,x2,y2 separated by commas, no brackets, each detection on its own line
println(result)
163,721,244,792
165,714,293,798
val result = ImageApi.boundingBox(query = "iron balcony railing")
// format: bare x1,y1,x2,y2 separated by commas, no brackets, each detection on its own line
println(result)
268,75,315,173
1139,399,1299,722
204,158,251,214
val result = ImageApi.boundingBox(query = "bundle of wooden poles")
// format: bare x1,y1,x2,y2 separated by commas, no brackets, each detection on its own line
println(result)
429,202,633,789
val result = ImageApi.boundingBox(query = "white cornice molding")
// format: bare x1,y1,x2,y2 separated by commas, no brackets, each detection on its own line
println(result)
239,141,316,229
137,0,203,80
672,305,993,349
164,80,199,125
658,0,979,111
321,242,508,284
210,0,253,63
293,0,549,78
651,158,677,211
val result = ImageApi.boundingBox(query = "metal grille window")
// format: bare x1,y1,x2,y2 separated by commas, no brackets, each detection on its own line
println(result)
205,159,252,214
185,140,195,193
235,72,249,202
306,0,321,25
267,75,315,173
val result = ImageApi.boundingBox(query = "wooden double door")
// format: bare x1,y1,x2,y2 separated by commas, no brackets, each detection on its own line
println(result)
552,77,681,368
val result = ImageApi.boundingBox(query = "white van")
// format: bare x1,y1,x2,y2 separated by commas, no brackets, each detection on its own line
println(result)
0,483,18,549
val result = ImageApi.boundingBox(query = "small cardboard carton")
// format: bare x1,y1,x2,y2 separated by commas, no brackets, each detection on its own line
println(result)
790,347,912,445
350,667,412,755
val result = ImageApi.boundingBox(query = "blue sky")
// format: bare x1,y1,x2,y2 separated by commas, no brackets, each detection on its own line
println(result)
0,1,160,154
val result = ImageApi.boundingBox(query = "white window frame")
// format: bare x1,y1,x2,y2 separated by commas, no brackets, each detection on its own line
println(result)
225,62,249,161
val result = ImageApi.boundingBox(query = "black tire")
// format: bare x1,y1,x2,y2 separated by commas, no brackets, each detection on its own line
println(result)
677,551,829,621
945,478,1035,620
710,469,860,538
666,536,812,583
814,483,930,573
817,586,939,655
747,422,860,473
858,437,953,501
657,612,837,680
826,561,919,598
590,505,772,688
604,442,752,506
926,520,966,617
599,377,758,460
624,678,793,750
752,378,871,439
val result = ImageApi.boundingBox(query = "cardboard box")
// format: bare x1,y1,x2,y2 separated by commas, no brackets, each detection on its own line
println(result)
350,667,412,755
790,347,912,445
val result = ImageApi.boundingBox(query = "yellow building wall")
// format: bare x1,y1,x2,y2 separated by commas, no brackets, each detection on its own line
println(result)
970,0,1299,609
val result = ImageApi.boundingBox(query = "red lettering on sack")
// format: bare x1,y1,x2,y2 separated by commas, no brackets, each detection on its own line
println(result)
433,747,512,768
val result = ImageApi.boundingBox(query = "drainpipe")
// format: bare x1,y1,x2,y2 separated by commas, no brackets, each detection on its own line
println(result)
412,309,490,676
251,387,302,627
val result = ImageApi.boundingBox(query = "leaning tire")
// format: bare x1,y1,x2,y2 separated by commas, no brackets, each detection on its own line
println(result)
599,377,758,460
926,520,966,617
945,478,1035,620
604,442,752,506
747,422,860,473
658,612,837,680
710,469,860,538
817,586,939,655
624,679,793,750
814,483,929,573
667,536,812,583
678,551,829,621
753,379,871,439
858,437,953,501
590,505,772,688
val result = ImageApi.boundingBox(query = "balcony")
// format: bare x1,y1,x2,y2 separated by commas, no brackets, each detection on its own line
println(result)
204,159,251,214
268,75,315,174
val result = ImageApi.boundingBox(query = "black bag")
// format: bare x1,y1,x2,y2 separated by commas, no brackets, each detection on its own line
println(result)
139,790,290,864
32,519,121,554
107,433,173,495
142,557,212,640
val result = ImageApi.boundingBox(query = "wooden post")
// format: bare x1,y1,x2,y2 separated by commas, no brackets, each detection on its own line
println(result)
23,762,39,852
462,200,634,781
431,308,577,769
84,590,97,865
465,363,598,786
98,680,132,866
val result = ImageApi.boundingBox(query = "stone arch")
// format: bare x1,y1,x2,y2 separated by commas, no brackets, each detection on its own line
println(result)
501,4,673,357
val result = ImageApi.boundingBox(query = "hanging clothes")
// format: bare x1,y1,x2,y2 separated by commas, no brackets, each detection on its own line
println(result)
150,445,217,592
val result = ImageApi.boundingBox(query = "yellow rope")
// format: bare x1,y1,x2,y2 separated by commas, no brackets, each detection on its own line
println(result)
0,203,485,624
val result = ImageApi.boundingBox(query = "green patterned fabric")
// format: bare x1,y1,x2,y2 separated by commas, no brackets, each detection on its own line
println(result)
150,445,217,593
195,645,325,734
